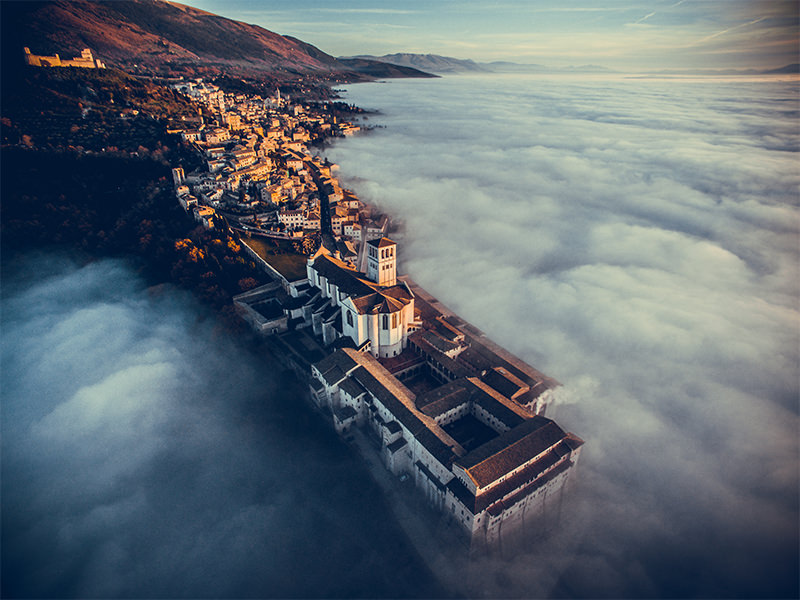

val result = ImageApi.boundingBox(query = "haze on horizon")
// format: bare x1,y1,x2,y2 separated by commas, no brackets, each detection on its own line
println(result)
183,0,798,72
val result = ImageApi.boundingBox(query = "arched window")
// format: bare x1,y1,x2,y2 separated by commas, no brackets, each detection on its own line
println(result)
382,315,389,330
346,311,353,327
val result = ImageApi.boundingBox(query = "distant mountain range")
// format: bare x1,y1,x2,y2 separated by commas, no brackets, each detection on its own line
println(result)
343,53,798,77
344,54,616,75
345,53,488,74
484,62,615,73
643,64,800,76
1,0,434,81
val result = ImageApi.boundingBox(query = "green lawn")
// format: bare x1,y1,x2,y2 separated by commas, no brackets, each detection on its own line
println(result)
243,237,308,282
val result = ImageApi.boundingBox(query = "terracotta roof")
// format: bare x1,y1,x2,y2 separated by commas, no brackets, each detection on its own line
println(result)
465,377,531,424
375,296,405,314
384,420,402,434
455,417,568,489
339,349,463,463
339,376,366,399
321,365,347,386
311,254,375,298
333,404,357,422
449,440,575,514
409,331,475,379
486,457,573,516
310,252,412,316
351,292,382,313
350,290,410,316
387,438,408,454
418,329,461,354
416,379,471,417
352,366,425,436
367,237,396,248
416,428,459,465
314,350,358,378
381,282,415,301
481,367,529,399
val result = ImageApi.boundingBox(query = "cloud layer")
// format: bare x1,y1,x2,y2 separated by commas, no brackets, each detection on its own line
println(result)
1,255,443,598
326,73,800,597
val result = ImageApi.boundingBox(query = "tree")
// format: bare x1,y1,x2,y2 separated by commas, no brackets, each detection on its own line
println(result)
238,277,259,292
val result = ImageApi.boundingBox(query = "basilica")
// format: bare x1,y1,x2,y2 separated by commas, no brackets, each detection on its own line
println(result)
300,237,584,551
306,237,421,357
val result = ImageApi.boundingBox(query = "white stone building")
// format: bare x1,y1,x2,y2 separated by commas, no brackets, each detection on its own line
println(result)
309,347,583,552
305,237,421,358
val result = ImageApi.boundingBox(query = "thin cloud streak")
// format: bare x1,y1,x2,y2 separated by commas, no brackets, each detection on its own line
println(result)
632,11,656,24
693,16,769,46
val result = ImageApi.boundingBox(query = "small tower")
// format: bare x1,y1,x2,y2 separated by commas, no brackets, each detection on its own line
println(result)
366,237,397,287
172,166,185,187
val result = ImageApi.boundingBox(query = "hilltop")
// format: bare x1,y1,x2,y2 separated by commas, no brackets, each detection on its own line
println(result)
0,0,433,82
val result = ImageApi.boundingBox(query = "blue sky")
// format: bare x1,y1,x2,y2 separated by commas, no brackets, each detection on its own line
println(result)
183,0,798,71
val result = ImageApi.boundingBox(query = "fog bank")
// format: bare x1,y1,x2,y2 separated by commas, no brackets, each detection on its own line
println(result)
326,74,800,598
1,254,443,598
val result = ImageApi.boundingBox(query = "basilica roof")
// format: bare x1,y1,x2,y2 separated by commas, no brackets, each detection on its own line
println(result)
309,251,412,316
310,254,375,298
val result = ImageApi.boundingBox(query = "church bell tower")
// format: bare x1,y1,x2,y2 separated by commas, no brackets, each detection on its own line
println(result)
366,237,397,287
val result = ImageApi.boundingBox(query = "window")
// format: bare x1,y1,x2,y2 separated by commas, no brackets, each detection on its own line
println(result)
346,311,353,327
392,313,397,328
382,315,389,330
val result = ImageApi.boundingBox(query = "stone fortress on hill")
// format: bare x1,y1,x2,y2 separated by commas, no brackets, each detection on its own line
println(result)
24,47,106,69
250,236,584,552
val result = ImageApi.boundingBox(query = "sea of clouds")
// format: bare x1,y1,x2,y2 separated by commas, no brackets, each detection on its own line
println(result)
0,254,443,598
326,73,800,598
3,74,797,600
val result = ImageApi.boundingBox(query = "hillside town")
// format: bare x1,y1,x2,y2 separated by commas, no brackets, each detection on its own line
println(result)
167,81,584,554
169,79,378,259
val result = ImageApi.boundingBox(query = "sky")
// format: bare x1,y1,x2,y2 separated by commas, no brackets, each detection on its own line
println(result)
323,73,799,597
183,0,799,71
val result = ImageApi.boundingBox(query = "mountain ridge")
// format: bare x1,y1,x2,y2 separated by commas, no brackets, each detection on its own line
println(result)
344,53,486,74
345,52,797,77
1,0,433,81
346,53,618,74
